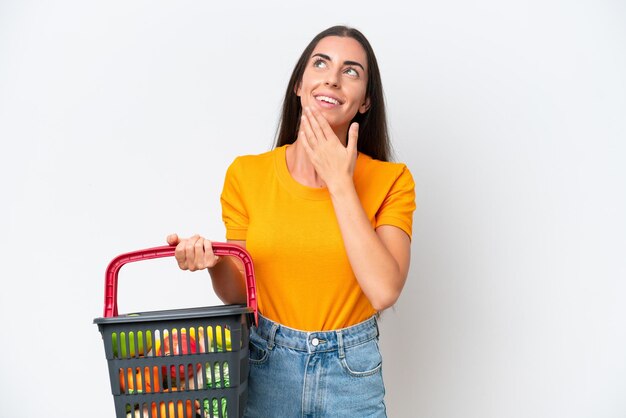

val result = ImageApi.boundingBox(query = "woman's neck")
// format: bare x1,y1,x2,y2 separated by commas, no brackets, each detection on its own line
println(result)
285,139,326,188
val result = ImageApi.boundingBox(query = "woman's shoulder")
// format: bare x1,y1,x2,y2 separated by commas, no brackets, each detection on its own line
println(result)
357,153,413,180
355,154,415,203
228,147,282,172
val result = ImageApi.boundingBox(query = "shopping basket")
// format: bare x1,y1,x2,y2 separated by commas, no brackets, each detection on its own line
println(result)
94,244,258,418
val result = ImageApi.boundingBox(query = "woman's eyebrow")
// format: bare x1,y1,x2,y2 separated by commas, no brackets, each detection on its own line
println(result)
312,53,365,71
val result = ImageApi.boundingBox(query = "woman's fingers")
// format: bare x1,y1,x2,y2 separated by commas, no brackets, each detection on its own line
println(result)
166,233,180,246
303,108,325,142
308,107,336,141
299,126,316,159
203,238,220,267
184,235,200,270
347,122,359,157
194,237,205,270
174,239,188,270
300,112,318,149
171,234,220,271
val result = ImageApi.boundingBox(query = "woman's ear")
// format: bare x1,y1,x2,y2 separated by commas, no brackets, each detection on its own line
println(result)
359,97,371,113
294,82,302,97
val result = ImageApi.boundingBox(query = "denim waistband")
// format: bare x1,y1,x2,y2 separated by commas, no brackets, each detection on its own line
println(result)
253,314,379,354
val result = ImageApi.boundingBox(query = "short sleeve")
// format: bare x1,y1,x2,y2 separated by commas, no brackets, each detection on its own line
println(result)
220,158,249,240
374,165,416,240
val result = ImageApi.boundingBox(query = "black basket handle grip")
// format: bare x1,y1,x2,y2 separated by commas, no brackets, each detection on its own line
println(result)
103,243,258,325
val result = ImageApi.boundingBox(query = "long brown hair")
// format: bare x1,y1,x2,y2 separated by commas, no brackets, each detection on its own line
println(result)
273,26,391,162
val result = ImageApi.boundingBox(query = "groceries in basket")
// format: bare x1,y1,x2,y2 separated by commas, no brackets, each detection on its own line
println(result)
115,327,232,386
125,399,198,418
115,326,232,417
124,398,227,418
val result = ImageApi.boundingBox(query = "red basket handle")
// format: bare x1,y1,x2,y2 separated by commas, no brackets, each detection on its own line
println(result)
103,243,257,325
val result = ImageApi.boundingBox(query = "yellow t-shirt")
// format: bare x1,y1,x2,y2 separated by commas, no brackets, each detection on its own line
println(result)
221,145,415,331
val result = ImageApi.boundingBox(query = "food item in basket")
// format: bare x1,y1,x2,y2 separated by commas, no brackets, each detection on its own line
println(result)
153,329,201,386
112,331,152,358
216,327,232,351
130,368,145,393
155,329,198,356
202,363,231,415
205,362,230,388
119,367,155,394
152,398,197,418
135,331,151,356
148,327,233,357
126,405,149,418
206,326,233,352
204,398,228,418
155,361,204,391
121,393,199,417
119,368,127,392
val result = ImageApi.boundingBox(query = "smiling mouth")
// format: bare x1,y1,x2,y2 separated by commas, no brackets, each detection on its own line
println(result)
315,95,342,105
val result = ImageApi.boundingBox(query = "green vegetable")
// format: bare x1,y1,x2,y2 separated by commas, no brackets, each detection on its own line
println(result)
111,331,152,358
203,398,227,418
205,362,230,388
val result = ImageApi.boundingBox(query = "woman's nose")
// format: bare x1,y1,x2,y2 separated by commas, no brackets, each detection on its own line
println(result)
324,72,340,88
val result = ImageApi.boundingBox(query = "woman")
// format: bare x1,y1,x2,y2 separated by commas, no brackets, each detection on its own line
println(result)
168,25,415,417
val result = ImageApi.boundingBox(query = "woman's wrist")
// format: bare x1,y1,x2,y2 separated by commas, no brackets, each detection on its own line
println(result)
327,175,355,197
207,255,225,274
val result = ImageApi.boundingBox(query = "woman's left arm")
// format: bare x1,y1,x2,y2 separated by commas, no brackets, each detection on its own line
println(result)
330,183,411,310
300,107,412,310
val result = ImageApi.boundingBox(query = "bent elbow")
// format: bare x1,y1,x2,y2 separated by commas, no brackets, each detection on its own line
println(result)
363,270,408,311
370,290,401,311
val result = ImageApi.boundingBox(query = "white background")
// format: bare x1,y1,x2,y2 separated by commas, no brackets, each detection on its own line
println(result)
1,1,625,417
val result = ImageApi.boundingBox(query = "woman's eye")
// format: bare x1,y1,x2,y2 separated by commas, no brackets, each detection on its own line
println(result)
313,59,327,68
345,67,359,77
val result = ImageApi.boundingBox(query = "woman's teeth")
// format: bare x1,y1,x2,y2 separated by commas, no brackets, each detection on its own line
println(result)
316,96,340,105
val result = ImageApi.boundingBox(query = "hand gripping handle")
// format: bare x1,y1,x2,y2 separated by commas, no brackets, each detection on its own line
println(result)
103,244,257,325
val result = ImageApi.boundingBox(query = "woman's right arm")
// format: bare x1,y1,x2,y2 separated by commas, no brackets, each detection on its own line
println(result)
167,234,247,304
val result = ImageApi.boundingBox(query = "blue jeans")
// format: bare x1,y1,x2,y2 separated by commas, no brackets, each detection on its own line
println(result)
244,314,387,418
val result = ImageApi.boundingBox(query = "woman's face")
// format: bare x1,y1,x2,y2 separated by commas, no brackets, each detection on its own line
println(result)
296,36,370,133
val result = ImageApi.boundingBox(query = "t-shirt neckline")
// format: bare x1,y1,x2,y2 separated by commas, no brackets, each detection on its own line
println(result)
274,144,331,201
